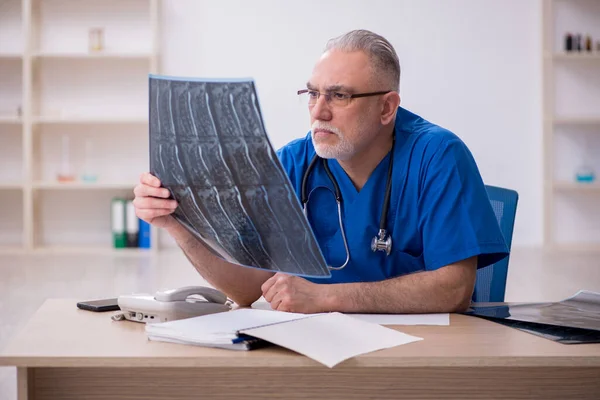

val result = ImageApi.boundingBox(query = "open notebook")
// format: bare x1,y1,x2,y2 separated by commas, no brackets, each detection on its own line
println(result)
145,309,422,368
146,308,308,350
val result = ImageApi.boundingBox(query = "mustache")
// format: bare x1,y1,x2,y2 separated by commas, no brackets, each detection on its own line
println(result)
311,121,343,136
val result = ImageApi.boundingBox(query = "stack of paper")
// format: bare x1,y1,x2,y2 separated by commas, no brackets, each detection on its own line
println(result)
146,309,309,350
145,309,423,367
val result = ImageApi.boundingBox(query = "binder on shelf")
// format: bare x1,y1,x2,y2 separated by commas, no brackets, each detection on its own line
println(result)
138,219,151,249
125,199,139,248
111,198,126,248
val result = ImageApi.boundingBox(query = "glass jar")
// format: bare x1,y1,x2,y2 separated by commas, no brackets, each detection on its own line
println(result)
89,28,104,52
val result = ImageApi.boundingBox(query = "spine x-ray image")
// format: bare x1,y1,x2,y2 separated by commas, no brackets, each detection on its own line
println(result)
149,75,331,278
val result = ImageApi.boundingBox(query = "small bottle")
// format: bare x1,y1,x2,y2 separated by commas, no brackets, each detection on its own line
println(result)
575,164,595,183
576,34,582,51
585,35,592,52
57,134,75,182
565,33,573,52
596,41,600,53
89,28,104,52
81,138,98,183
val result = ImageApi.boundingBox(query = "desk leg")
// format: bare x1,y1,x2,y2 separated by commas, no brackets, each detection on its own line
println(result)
17,367,34,400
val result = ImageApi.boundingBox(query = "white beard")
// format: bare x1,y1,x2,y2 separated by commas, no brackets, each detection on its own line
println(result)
310,121,355,160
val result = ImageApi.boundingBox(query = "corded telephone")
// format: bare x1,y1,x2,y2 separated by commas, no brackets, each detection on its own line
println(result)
117,286,232,323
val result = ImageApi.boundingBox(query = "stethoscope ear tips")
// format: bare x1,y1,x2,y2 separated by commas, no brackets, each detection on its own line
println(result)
371,230,392,256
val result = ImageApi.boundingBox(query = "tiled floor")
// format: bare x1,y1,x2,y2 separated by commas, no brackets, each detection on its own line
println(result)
0,246,599,399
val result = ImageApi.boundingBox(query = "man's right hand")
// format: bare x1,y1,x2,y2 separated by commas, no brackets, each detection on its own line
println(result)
133,172,178,230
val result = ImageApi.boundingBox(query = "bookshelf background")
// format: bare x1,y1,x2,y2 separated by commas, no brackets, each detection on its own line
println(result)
542,0,600,251
0,0,174,255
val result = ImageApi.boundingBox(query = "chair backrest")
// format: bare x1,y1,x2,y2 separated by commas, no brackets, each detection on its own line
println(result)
472,185,519,303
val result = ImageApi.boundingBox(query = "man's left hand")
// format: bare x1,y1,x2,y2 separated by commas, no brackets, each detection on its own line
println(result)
260,272,331,313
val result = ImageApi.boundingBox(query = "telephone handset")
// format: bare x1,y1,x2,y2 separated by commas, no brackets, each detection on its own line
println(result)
118,286,231,323
154,286,228,304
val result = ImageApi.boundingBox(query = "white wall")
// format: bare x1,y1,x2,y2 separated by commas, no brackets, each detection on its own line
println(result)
160,0,543,247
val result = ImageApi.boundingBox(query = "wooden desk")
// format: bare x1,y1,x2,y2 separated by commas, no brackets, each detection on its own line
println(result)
1,299,600,399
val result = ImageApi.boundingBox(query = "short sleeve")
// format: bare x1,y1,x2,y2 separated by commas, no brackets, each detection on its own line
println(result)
275,135,314,196
418,137,509,271
276,145,296,181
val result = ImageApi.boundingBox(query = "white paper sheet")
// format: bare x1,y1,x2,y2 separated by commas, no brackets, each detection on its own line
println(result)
146,308,311,344
240,312,422,368
348,313,449,326
251,301,449,326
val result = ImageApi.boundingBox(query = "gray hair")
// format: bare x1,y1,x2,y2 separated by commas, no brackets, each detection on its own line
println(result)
324,29,400,92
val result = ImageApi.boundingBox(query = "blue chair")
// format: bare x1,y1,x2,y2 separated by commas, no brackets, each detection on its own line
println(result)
472,185,519,303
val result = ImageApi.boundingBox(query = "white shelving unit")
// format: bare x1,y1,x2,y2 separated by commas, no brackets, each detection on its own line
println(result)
0,0,162,255
543,0,600,251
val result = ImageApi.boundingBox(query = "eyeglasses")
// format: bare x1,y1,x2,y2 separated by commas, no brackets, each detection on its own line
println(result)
297,89,391,107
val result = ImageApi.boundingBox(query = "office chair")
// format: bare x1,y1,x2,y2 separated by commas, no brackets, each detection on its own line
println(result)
472,185,519,303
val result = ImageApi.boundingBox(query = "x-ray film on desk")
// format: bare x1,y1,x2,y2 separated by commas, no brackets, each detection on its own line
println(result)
149,75,331,278
466,290,600,344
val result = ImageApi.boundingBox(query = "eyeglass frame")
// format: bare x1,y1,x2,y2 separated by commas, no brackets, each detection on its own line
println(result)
297,88,392,106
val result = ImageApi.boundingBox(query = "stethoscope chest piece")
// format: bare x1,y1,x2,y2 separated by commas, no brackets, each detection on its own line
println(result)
371,229,392,256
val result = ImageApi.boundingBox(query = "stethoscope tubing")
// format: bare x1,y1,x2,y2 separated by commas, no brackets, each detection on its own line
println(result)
300,136,396,269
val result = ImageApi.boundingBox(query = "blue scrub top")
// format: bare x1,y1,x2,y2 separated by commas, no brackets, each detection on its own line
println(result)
276,106,509,284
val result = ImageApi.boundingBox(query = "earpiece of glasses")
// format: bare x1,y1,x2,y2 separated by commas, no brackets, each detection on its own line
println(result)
297,89,391,107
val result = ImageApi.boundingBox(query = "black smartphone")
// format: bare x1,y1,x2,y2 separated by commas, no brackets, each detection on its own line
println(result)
76,298,120,312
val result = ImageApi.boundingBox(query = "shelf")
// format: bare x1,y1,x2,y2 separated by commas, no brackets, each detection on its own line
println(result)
0,116,22,124
554,182,600,192
0,54,22,60
550,53,600,61
32,182,135,190
0,182,23,190
31,246,152,256
553,117,600,126
0,246,25,255
32,52,153,60
0,246,156,256
32,116,147,125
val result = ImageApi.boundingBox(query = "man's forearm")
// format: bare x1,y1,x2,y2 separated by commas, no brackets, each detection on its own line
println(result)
326,258,477,314
167,223,273,306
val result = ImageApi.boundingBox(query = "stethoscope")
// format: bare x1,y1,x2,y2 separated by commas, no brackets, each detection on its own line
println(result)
300,137,395,270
